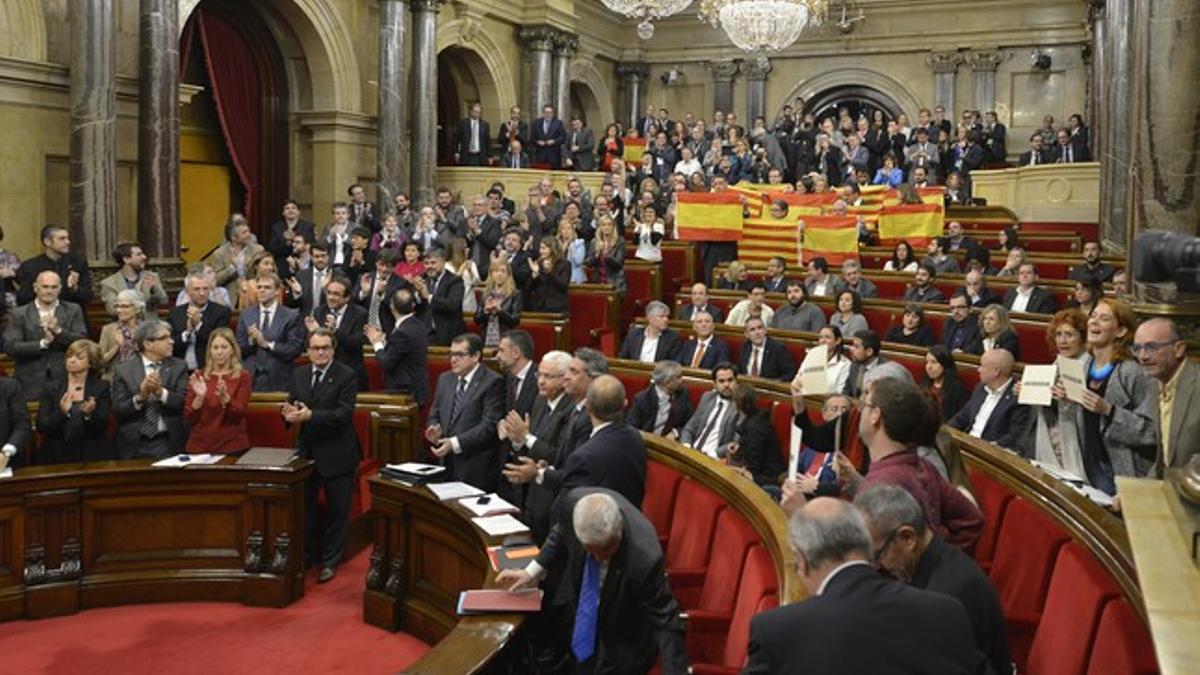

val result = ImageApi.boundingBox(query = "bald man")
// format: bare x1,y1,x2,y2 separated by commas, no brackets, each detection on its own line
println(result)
3,270,88,400
1134,318,1199,474
948,349,1029,451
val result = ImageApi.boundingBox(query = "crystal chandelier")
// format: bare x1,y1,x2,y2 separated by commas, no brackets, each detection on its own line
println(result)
698,0,828,53
601,0,695,40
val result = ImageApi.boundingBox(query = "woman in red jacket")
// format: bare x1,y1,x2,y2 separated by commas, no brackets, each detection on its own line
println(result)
184,327,252,454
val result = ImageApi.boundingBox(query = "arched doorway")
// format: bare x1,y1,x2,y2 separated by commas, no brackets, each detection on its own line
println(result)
802,85,903,126
569,81,601,129
437,46,503,164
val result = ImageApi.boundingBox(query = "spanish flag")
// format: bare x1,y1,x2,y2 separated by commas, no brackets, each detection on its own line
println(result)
741,213,801,265
623,137,647,165
676,192,744,242
769,192,837,216
801,216,859,265
878,203,944,248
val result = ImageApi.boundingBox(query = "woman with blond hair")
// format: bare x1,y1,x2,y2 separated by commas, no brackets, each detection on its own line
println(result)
37,339,111,464
979,303,1021,361
585,215,626,296
184,327,252,454
717,260,753,292
473,260,522,348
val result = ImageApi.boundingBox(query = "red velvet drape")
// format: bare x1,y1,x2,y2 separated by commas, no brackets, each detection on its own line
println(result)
196,9,260,226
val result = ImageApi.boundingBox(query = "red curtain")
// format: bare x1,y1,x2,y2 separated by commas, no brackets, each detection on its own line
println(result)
196,9,260,226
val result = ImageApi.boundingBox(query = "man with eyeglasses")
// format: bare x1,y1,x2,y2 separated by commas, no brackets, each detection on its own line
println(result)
855,484,1011,675
112,321,189,458
1133,318,1198,474
941,291,983,354
626,360,694,440
426,333,506,490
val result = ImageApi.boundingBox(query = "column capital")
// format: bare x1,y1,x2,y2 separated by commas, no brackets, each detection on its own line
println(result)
1087,0,1106,24
706,59,739,83
519,25,557,52
552,31,578,56
616,61,650,81
739,58,771,80
926,51,962,74
409,0,444,13
966,49,1009,72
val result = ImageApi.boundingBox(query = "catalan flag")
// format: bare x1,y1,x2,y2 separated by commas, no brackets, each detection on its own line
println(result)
800,216,859,265
918,186,946,205
622,137,646,165
741,213,801,265
676,192,744,242
770,192,837,216
730,183,774,218
878,203,945,248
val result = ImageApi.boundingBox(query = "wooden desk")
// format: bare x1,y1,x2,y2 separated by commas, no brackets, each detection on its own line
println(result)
0,457,312,621
364,477,521,675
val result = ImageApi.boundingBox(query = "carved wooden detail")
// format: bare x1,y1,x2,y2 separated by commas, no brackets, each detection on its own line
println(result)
365,545,386,591
244,531,265,573
60,539,81,581
383,555,405,598
22,544,45,586
269,533,290,575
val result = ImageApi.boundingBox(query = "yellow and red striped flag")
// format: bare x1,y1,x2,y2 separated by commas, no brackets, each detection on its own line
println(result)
918,186,946,205
675,192,744,242
729,183,773,218
801,216,859,265
741,213,801,265
878,203,944,248
622,137,646,165
769,192,837,216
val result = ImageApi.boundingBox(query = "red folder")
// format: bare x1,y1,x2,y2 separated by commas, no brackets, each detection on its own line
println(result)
456,589,543,615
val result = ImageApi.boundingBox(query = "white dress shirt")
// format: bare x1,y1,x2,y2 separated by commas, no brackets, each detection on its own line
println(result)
639,333,660,364
968,378,1013,438
1010,287,1033,313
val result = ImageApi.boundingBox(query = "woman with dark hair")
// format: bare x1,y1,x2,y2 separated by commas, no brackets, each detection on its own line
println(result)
37,339,112,464
884,240,918,272
872,154,904,188
922,345,969,421
994,226,1021,253
885,303,938,346
1069,276,1105,316
818,325,852,394
525,236,570,314
829,289,868,337
393,240,426,282
727,382,785,492
597,123,624,173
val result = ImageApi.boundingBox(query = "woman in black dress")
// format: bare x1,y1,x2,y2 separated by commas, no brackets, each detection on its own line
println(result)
37,339,112,464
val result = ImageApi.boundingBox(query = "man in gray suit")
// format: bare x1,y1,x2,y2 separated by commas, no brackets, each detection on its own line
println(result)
426,333,507,491
3,270,87,401
678,362,740,459
1135,318,1200,475
565,117,597,171
236,273,306,392
112,321,189,458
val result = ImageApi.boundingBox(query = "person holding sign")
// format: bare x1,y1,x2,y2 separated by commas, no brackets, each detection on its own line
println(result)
726,383,785,492
1024,309,1090,480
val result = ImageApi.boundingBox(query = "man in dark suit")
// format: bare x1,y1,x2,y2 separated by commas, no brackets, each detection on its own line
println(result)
496,105,528,149
454,102,491,166
676,282,725,323
619,301,682,364
739,317,797,382
857,485,1011,675
942,292,984,354
268,199,317,272
1052,127,1091,163
112,321,189,458
497,489,689,675
286,241,332,317
949,348,1029,451
0,376,32,471
347,183,379,234
679,363,740,458
305,276,367,391
426,333,506,490
236,273,306,392
499,138,531,169
762,256,790,294
564,116,596,171
1018,132,1050,167
627,360,694,439
16,225,93,311
676,310,732,371
366,288,429,404
170,269,233,371
843,330,889,398
744,497,989,674
1002,262,1059,315
636,103,659,138
414,247,467,347
498,330,538,417
531,105,567,168
962,269,1002,308
981,112,1006,163
356,249,407,332
3,271,88,401
283,328,360,583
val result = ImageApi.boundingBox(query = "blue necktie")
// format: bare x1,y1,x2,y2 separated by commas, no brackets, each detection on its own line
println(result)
571,555,600,663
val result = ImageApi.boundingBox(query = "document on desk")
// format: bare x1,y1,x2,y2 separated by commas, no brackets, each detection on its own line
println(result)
472,514,530,537
1019,365,1057,406
385,462,446,477
457,589,543,615
1056,356,1087,403
799,346,829,396
427,481,485,501
457,493,520,517
152,454,222,467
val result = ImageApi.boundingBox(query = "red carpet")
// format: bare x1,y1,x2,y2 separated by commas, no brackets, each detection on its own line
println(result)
0,551,430,674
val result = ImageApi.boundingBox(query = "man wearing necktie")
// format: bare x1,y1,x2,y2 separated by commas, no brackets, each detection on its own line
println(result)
531,104,566,168
455,102,491,167
112,321,189,458
287,241,331,317
237,273,305,392
678,364,739,459
306,276,368,391
425,333,506,490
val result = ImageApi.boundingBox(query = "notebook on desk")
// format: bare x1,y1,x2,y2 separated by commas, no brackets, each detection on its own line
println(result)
236,447,298,467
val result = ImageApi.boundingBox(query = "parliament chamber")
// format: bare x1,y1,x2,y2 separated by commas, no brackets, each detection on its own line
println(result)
0,0,1198,673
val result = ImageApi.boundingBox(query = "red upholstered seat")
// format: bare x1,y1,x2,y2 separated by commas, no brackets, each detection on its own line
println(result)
245,406,296,447
1085,599,1159,675
666,479,726,597
642,461,683,549
365,356,384,391
568,288,619,355
966,468,1013,573
680,508,758,618
860,306,897,335
660,243,698,292
623,262,662,329
988,498,1070,667
1025,542,1121,675
688,545,779,674
1013,321,1055,363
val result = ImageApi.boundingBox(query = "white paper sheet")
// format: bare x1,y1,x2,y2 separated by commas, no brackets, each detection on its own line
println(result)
457,493,520,517
386,462,446,476
788,426,803,480
799,347,829,396
472,514,530,537
1056,356,1087,403
1018,365,1057,406
152,454,222,467
0,468,11,479
427,481,485,501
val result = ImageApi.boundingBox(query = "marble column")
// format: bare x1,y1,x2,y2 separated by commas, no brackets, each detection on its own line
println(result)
410,0,440,207
926,52,962,118
706,60,738,118
551,32,578,121
1101,0,1134,251
616,62,648,129
1086,0,1105,162
137,0,180,259
70,0,118,262
520,26,556,117
377,0,408,208
966,50,1007,114
740,59,771,122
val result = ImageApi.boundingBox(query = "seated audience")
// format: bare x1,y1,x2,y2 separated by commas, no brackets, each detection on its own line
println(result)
677,282,724,322
739,316,797,381
1112,268,1129,296
716,260,753,293
525,236,571,314
99,289,147,372
961,269,1001,308
1069,275,1104,316
993,226,1021,254
948,348,1029,451
627,360,694,438
726,283,775,326
183,327,252,454
1026,308,1091,478
474,259,522,349
620,301,681,364
679,362,739,458
804,256,841,297
1070,240,1116,283
100,242,168,317
678,311,732,370
855,485,1012,675
1134,317,1198,474
744,498,987,673
772,281,826,332
923,237,961,275
884,240,919,272
4,271,88,401
237,273,306,392
941,292,983,354
728,382,785,490
209,214,264,309
903,262,946,304
944,220,977,253
922,345,969,422
844,330,888,398
170,268,233,372
762,255,791,294
817,326,853,394
995,247,1025,277
871,153,904,187
586,215,626,296
829,289,868,338
840,259,879,298
112,321,189,459
885,303,938,347
36,339,109,464
366,289,430,405
1003,262,1058,315
305,276,368,391
979,304,1022,360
